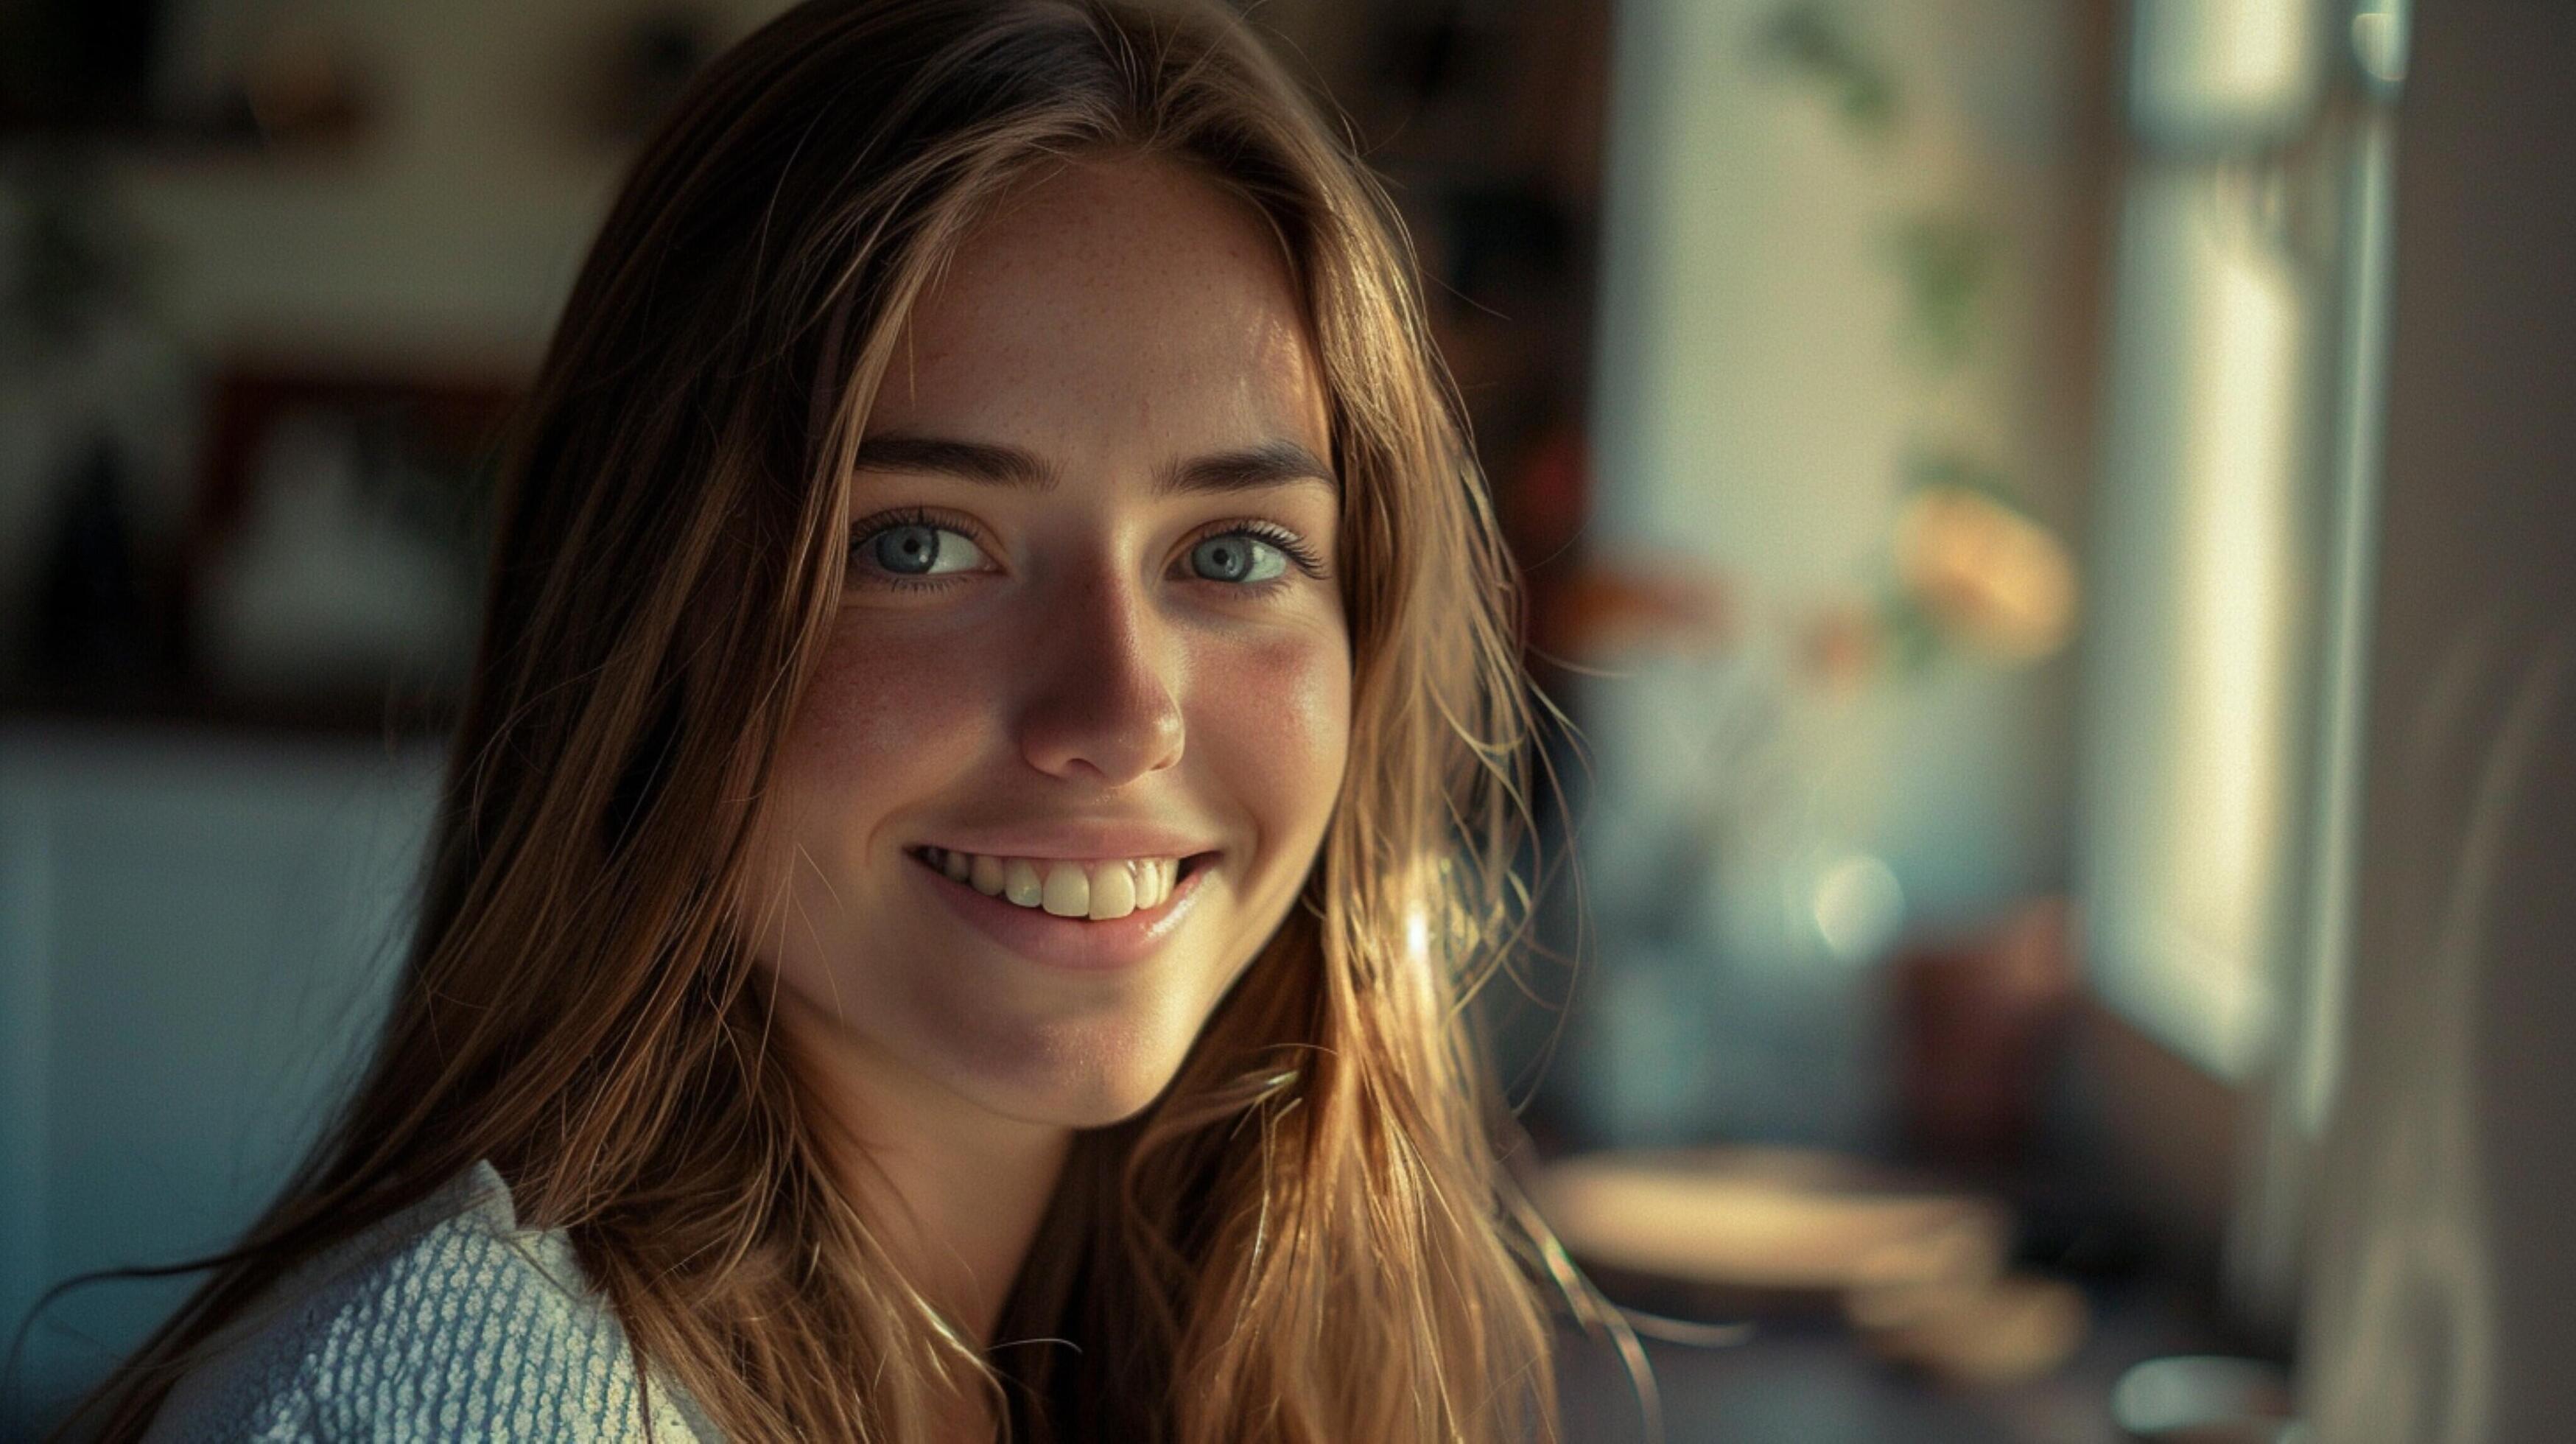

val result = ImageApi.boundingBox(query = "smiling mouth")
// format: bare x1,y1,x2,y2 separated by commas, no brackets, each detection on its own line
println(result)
909,846,1215,921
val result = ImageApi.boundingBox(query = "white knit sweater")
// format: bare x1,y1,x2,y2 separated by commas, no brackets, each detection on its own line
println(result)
141,1163,718,1443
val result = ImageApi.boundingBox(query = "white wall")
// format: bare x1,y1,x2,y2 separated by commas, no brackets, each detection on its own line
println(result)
109,0,800,367
1574,0,2094,1144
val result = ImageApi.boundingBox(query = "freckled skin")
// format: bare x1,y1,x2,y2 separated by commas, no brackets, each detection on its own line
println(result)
757,158,1352,1132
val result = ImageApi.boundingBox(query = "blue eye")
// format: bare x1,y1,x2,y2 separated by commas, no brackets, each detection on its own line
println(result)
1187,531,1290,584
859,522,989,578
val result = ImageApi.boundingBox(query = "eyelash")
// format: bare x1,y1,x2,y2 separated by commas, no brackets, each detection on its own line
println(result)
845,508,1330,592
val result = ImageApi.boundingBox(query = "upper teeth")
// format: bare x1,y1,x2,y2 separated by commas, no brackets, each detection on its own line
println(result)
924,847,1182,920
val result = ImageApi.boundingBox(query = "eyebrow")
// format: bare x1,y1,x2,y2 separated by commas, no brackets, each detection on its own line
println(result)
852,433,1051,489
852,432,1338,498
1156,439,1339,499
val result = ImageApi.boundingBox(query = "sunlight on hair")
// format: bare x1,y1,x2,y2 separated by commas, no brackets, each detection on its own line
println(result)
65,3,1572,1440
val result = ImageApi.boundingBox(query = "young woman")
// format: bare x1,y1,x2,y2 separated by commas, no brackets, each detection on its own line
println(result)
79,0,1570,1437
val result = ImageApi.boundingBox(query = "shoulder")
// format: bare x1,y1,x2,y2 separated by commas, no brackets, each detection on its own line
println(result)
143,1163,715,1444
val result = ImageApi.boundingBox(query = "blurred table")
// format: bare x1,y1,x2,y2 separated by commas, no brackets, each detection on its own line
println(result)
1557,1282,2231,1444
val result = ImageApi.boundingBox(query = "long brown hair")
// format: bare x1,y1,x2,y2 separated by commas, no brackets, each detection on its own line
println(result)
75,1,1565,1437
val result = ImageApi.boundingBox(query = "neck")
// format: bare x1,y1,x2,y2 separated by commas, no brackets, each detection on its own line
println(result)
779,1004,1073,1347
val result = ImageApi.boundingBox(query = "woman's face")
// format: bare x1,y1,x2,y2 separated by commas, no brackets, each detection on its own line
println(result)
757,158,1351,1132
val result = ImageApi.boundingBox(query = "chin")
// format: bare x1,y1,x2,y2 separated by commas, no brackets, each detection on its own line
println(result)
947,1016,1202,1131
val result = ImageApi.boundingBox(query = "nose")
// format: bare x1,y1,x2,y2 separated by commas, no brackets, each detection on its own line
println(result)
1014,563,1185,785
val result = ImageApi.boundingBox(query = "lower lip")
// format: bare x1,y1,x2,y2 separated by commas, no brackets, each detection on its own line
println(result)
910,853,1212,971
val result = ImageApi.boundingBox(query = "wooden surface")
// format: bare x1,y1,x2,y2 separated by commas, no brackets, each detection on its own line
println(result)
1555,1282,2225,1444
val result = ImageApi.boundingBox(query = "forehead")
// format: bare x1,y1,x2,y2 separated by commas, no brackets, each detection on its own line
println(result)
866,156,1330,455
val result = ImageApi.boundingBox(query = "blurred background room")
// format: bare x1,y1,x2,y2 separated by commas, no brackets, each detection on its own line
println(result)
3,0,2569,1440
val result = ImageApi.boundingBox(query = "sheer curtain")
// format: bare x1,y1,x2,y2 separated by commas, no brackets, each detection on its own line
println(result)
2075,0,2403,1328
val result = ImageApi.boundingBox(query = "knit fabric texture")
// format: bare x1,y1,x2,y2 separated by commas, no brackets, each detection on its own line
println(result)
140,1162,717,1443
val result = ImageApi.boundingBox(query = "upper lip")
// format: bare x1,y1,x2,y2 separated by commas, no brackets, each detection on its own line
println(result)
915,821,1222,861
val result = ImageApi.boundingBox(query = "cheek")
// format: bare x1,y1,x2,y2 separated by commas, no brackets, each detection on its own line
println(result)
1190,622,1352,845
774,617,997,835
